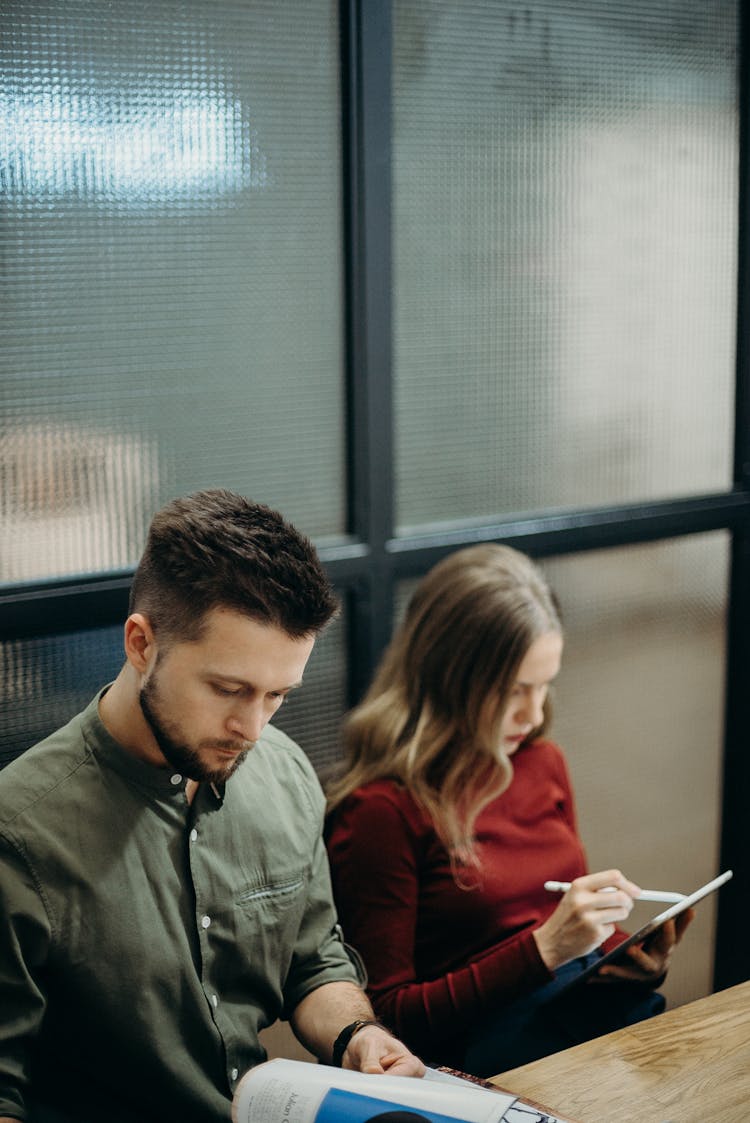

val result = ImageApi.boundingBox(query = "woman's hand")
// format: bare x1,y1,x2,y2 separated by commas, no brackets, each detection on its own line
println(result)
597,908,695,984
533,869,640,971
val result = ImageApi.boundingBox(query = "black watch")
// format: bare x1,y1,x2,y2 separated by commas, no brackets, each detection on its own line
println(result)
331,1018,383,1067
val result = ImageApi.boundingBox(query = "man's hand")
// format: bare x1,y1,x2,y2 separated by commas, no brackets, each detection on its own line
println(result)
597,908,695,984
341,1022,425,1076
290,981,424,1076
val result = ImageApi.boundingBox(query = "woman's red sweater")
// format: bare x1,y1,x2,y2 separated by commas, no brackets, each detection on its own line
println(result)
326,739,624,1063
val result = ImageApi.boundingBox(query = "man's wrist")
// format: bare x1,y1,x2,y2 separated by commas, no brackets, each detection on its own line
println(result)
331,1018,385,1067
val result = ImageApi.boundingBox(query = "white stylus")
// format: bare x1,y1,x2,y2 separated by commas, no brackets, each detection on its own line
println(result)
543,880,686,904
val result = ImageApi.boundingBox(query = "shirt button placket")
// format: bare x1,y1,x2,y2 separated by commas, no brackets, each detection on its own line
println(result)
190,819,225,1045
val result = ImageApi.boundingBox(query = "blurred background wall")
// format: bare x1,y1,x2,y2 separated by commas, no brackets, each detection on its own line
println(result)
1,0,747,1034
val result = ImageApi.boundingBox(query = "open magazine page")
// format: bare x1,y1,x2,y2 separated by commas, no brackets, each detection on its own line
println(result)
231,1058,516,1123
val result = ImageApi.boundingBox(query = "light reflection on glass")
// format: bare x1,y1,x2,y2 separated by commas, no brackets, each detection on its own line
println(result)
0,87,267,203
0,423,160,582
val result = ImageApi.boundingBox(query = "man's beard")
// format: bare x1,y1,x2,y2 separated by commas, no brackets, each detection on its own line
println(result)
139,672,250,785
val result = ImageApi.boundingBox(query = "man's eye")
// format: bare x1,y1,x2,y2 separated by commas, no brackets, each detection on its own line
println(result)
213,684,240,697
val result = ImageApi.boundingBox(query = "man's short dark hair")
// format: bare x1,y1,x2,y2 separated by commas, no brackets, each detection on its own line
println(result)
129,489,338,642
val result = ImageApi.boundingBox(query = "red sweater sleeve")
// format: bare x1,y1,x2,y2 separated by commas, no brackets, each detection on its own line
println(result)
546,745,629,956
326,786,553,1058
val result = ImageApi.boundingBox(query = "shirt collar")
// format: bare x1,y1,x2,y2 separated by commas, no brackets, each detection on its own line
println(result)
79,687,226,803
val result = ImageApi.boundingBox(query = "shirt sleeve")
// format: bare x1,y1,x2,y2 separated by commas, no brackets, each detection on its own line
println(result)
0,833,52,1121
279,756,361,1019
326,789,552,1058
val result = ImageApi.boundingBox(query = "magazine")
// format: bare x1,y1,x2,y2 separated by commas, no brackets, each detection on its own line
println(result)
231,1058,574,1123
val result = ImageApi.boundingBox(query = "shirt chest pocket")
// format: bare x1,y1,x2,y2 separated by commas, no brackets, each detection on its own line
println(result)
230,870,309,985
236,874,306,911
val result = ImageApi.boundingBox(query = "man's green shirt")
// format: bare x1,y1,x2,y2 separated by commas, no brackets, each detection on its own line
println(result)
0,691,359,1122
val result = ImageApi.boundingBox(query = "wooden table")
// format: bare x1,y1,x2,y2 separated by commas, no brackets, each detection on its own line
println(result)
490,980,750,1123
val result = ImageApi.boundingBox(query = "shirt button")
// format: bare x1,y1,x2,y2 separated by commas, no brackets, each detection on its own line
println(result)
211,993,219,1008
170,773,182,785
201,915,211,929
190,828,198,842
231,1068,239,1081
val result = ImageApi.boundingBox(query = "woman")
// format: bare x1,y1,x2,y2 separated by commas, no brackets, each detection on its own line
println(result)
325,544,690,1075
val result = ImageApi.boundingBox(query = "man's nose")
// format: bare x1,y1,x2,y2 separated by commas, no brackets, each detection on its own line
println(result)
226,699,267,743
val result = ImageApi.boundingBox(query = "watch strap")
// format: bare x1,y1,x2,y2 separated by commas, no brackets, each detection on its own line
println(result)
331,1018,384,1067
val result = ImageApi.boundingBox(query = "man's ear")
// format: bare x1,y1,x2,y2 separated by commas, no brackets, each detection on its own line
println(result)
124,613,157,674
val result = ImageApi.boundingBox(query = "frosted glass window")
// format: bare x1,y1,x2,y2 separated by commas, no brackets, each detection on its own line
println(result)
1,0,345,584
393,1,738,529
545,534,728,1009
0,626,125,767
0,608,347,776
272,609,348,775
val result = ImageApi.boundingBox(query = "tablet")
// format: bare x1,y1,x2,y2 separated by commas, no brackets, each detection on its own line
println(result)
560,869,733,990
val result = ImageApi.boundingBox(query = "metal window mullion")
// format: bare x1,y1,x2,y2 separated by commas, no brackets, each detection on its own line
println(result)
341,0,396,702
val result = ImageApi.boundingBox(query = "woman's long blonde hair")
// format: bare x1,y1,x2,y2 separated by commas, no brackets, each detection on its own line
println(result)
327,544,562,866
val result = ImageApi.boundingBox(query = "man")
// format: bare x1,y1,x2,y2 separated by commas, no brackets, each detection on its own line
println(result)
0,490,423,1123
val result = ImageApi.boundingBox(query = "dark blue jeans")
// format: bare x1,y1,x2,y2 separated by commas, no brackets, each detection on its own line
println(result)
462,952,665,1078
